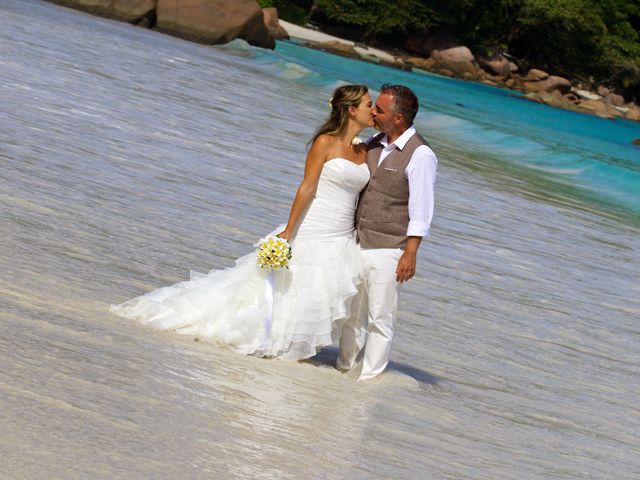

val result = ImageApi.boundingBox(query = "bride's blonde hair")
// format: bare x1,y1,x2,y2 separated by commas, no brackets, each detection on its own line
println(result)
310,84,368,146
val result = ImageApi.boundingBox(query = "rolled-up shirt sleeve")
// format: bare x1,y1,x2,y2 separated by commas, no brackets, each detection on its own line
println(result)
406,145,438,237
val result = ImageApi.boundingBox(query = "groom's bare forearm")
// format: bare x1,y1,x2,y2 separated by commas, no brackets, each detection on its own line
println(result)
404,236,422,255
396,236,422,282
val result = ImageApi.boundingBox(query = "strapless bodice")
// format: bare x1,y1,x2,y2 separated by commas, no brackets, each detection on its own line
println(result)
294,158,370,241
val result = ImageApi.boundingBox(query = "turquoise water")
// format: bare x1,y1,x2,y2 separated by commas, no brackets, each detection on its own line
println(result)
246,41,640,218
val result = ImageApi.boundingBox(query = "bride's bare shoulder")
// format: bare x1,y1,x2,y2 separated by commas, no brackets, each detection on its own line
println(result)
309,134,339,155
312,134,338,148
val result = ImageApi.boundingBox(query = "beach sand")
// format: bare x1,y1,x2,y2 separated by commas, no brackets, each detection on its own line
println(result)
279,20,401,65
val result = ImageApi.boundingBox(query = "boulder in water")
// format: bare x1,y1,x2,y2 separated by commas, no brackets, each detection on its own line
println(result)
625,105,640,121
478,55,511,78
522,68,549,81
319,40,359,58
604,93,625,107
576,99,619,119
46,0,156,22
430,46,480,78
523,75,572,94
156,0,275,49
263,7,288,40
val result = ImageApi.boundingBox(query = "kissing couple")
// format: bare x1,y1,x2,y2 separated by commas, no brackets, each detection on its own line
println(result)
112,83,438,381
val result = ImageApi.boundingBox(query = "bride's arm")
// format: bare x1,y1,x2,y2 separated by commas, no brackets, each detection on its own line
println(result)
278,136,331,241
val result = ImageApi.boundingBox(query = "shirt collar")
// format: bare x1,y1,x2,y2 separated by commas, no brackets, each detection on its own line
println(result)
380,125,417,151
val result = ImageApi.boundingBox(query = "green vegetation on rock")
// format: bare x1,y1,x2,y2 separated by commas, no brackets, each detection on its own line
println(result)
313,0,432,41
271,0,640,99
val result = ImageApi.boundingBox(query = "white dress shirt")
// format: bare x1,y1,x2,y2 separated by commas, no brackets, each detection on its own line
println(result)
374,126,438,237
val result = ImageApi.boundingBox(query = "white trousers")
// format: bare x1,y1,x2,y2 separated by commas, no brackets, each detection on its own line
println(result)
338,247,403,381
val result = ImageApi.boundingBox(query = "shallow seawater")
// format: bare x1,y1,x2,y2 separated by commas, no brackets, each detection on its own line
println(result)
1,1,639,479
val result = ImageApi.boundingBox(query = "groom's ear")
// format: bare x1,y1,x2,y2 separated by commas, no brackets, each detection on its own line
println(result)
394,112,407,128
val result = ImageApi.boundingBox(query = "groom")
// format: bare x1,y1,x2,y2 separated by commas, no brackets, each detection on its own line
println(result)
337,84,438,381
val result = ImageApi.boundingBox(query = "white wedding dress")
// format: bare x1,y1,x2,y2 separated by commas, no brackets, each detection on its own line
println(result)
111,158,370,360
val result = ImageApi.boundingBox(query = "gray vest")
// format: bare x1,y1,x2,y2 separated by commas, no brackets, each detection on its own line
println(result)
355,131,430,249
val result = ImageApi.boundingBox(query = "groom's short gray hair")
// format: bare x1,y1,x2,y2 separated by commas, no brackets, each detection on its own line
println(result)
380,84,419,124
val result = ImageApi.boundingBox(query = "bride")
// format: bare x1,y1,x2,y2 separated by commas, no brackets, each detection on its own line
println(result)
111,84,374,360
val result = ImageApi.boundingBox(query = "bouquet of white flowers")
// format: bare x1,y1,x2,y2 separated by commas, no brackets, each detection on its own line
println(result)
256,235,292,271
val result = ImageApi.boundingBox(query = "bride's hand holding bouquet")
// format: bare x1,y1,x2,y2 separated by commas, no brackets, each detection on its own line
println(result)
256,233,292,271
276,227,292,242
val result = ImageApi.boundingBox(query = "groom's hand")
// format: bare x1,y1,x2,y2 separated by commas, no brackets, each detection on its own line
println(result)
396,250,417,283
396,237,422,282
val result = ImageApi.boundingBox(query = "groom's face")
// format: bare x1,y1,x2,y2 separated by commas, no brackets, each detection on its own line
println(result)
372,93,398,134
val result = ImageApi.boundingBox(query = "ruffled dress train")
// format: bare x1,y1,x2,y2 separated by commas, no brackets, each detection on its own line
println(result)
111,158,370,360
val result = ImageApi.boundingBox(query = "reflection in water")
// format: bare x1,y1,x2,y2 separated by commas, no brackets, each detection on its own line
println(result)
1,1,639,479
